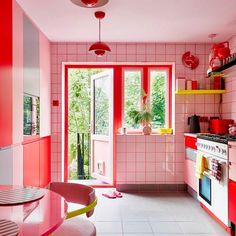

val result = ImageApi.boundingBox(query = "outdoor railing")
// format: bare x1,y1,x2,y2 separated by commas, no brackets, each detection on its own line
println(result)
77,133,91,179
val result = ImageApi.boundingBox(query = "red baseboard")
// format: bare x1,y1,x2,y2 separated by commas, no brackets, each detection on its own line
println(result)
200,202,233,235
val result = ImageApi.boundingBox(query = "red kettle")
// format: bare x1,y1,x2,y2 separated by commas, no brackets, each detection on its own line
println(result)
211,41,230,59
209,41,230,70
217,41,230,59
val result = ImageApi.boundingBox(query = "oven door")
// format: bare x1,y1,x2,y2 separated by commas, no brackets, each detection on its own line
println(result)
199,175,211,205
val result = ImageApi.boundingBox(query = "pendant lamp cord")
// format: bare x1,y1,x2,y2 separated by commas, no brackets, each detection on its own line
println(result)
99,19,101,42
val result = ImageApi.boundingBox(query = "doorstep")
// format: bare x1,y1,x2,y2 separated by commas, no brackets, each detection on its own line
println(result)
116,184,187,193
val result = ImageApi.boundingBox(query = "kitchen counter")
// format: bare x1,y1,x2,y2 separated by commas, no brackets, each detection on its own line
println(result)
184,133,198,138
229,141,236,146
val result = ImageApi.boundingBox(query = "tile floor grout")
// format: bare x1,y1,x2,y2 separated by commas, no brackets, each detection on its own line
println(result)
74,188,231,236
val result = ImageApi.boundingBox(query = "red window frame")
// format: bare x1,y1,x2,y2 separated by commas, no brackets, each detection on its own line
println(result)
122,65,172,130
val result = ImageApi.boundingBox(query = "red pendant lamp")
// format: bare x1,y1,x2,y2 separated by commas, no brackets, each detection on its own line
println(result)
89,11,111,57
70,0,109,8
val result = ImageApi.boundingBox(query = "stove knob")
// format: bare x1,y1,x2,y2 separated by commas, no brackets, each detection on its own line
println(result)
216,146,220,153
222,149,227,155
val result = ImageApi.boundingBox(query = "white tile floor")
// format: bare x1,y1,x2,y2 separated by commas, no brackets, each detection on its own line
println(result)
88,189,230,236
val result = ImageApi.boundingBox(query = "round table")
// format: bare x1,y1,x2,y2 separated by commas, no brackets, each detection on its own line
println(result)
0,186,67,236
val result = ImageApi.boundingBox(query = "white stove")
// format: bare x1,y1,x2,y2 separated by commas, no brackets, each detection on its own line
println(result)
197,134,229,227
197,138,228,159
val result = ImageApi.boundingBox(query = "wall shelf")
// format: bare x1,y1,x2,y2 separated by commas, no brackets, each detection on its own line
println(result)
175,90,226,95
208,58,236,77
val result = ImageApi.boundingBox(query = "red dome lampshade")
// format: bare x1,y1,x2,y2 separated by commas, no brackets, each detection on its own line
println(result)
89,11,111,56
89,41,111,56
70,0,109,8
81,0,98,7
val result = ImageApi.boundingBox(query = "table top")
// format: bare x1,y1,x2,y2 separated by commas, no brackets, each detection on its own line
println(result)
0,185,68,236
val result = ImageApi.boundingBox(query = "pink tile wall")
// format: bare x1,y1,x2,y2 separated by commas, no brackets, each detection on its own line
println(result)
50,42,219,183
222,36,236,121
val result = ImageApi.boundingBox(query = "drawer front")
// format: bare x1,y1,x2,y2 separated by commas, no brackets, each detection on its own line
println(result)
229,162,236,182
185,136,197,150
229,180,236,224
229,146,236,164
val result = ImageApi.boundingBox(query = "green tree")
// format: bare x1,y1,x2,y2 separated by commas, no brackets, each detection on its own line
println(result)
151,72,166,128
124,71,141,128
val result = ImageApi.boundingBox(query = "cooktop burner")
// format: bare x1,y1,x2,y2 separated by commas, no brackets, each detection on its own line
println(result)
197,133,236,144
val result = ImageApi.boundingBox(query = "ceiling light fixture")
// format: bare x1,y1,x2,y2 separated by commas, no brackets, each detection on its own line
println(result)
89,11,111,57
70,0,109,8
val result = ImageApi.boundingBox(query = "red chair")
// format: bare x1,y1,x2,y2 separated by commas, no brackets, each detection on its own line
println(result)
50,182,97,236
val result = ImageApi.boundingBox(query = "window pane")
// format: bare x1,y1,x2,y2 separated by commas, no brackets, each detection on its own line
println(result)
94,76,109,135
150,71,167,128
124,71,141,129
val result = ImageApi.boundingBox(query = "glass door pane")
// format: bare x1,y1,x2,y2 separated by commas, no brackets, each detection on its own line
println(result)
94,76,110,136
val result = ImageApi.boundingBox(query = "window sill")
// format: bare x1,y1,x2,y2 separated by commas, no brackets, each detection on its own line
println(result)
116,132,174,136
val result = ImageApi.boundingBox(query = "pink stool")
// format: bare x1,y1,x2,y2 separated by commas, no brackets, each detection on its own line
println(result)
50,182,97,236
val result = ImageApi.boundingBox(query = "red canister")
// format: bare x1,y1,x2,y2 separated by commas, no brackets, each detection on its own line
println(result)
192,80,198,90
213,76,222,89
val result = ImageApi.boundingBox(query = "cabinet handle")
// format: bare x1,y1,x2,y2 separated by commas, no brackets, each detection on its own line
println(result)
229,162,232,166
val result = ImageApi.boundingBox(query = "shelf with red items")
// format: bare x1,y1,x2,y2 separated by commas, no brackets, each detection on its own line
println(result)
208,56,236,77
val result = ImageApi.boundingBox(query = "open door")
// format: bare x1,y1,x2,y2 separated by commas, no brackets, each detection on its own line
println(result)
91,70,113,184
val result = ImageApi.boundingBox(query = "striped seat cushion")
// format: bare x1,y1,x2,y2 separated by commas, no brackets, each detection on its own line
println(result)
0,219,19,236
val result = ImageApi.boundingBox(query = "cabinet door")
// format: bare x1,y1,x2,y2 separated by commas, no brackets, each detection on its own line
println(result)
229,145,236,164
0,0,13,147
23,141,40,187
184,159,197,191
39,136,51,187
229,163,236,182
0,148,13,184
229,180,236,224
229,145,236,181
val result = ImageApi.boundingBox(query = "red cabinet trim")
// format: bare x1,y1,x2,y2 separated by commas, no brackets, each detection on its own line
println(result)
185,136,197,150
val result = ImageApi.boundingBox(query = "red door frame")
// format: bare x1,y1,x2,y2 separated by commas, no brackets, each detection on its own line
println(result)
64,64,172,185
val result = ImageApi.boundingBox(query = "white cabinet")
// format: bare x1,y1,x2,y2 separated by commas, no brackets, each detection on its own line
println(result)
229,143,236,181
184,135,198,192
0,146,23,185
184,158,197,191
0,147,13,184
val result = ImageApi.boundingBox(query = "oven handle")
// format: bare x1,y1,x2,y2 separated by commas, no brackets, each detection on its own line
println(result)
207,157,227,165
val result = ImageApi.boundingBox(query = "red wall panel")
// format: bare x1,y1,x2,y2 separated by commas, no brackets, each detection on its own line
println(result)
229,180,236,224
39,136,51,187
23,140,40,187
0,0,13,147
23,136,51,188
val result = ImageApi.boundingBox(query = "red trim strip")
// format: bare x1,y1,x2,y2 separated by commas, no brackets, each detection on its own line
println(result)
200,202,232,234
64,66,69,182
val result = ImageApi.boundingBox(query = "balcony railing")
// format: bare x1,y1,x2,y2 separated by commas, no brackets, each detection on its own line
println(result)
76,133,91,179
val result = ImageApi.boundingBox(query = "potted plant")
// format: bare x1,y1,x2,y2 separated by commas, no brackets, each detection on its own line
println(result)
128,91,153,135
